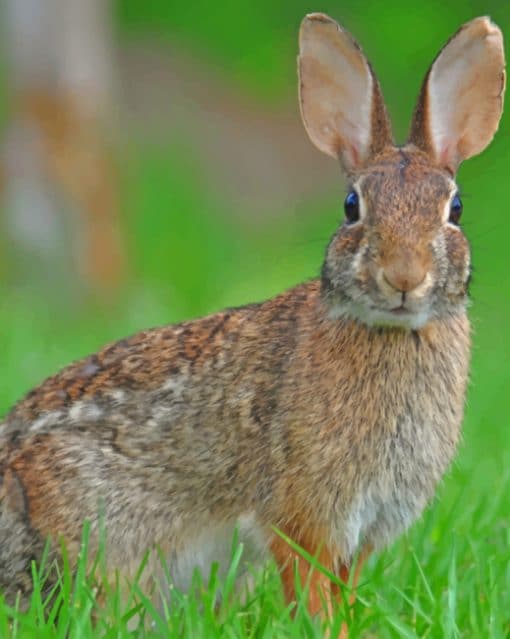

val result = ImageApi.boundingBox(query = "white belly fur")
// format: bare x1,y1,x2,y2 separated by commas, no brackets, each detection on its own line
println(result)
161,513,269,602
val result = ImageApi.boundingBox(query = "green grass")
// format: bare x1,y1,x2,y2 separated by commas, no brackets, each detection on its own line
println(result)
0,480,509,638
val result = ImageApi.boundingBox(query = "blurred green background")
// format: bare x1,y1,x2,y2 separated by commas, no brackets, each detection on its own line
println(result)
1,0,509,529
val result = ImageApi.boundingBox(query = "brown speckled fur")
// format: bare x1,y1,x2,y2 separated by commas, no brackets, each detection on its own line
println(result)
0,12,505,635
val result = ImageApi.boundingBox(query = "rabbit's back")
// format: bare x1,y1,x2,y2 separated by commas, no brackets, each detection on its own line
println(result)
0,285,313,585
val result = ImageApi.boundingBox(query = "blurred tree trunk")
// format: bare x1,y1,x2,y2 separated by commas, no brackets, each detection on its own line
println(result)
1,0,124,298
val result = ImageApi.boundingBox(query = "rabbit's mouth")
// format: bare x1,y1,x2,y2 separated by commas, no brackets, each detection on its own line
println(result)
328,293,433,330
364,303,432,329
388,304,408,315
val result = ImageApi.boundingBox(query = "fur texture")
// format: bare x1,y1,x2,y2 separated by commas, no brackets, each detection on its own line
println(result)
0,13,505,636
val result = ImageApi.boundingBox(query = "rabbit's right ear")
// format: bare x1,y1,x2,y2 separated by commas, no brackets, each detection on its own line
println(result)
409,17,505,174
298,13,393,172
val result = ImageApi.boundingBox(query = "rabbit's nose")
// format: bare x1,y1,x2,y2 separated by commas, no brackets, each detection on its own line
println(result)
381,258,428,294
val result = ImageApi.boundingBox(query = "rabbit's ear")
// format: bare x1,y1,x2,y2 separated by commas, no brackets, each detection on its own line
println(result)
298,13,393,171
409,17,505,174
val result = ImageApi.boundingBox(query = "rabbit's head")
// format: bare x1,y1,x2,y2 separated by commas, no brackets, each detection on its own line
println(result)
299,14,505,329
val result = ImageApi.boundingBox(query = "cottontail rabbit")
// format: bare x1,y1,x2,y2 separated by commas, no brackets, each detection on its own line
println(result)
0,12,505,632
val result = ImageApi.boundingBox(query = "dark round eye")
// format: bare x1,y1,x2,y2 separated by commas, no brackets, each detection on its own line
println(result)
344,190,360,224
449,193,463,225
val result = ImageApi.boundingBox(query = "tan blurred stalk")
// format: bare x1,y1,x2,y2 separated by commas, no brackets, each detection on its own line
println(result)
1,0,124,296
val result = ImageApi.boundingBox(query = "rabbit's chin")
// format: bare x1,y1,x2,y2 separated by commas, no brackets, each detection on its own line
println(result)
328,300,433,330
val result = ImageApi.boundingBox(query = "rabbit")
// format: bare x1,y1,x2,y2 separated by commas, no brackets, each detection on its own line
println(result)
0,11,505,633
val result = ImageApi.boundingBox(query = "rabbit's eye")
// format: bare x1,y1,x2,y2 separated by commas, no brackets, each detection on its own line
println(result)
449,194,463,225
344,190,360,224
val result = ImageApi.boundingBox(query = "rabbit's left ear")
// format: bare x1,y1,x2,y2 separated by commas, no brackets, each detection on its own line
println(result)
298,13,393,172
409,17,506,174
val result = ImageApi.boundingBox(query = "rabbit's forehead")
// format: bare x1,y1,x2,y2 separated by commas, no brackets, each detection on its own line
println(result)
354,150,456,224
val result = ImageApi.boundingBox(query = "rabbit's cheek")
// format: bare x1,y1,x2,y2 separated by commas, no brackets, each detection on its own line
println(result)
429,229,470,308
444,229,471,290
434,231,453,268
324,227,365,278
321,229,368,302
347,247,369,288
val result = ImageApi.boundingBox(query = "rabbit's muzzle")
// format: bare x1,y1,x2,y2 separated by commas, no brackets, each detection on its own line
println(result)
372,245,435,314
378,245,430,295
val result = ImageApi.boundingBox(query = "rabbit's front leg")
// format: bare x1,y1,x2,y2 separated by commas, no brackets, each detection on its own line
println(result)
334,544,372,637
271,530,371,638
270,530,339,624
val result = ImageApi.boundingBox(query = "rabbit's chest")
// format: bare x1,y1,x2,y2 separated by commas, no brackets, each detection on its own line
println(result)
338,406,459,559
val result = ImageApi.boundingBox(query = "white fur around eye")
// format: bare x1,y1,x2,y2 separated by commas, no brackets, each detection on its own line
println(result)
349,178,366,224
442,184,461,227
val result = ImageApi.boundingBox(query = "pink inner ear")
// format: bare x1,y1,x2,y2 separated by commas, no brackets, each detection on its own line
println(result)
423,18,505,171
348,144,360,168
438,143,454,168
298,15,393,169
